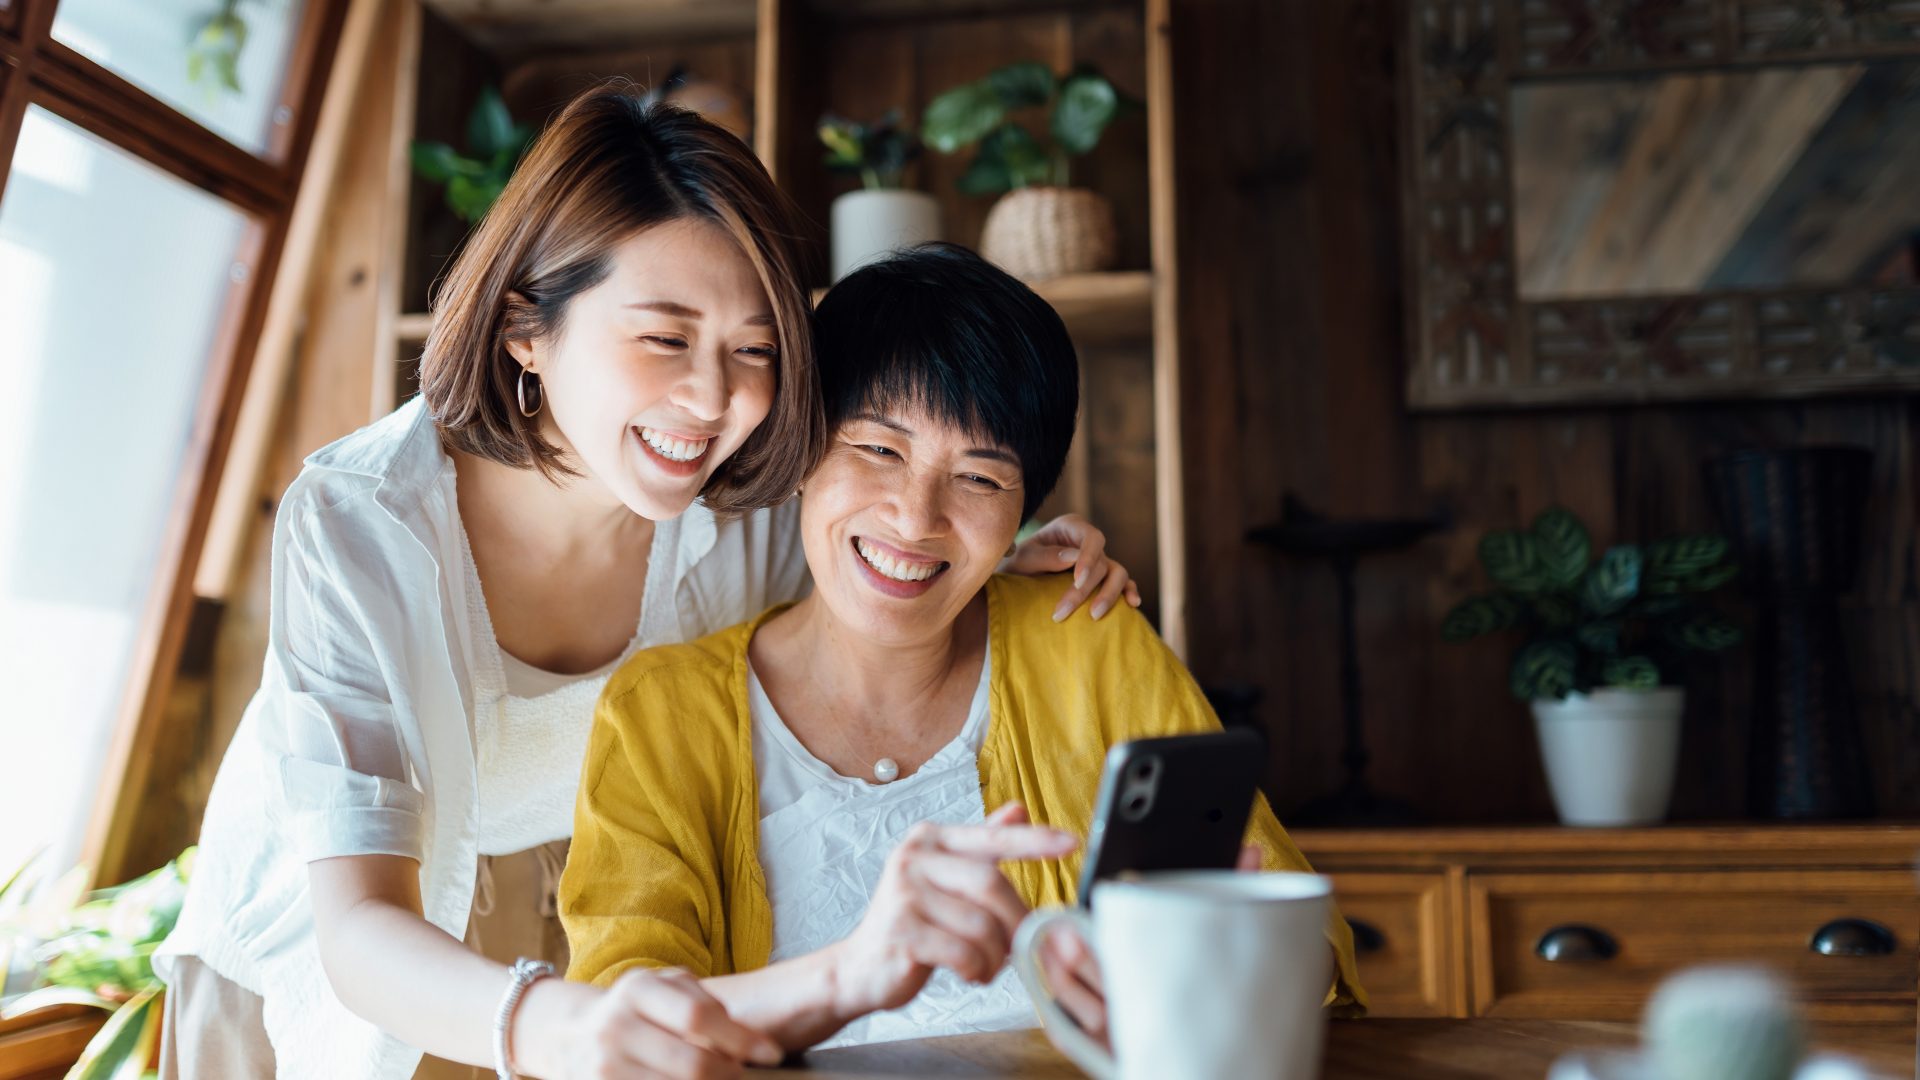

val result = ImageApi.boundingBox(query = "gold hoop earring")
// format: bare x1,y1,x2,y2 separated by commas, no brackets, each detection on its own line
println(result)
517,368,544,418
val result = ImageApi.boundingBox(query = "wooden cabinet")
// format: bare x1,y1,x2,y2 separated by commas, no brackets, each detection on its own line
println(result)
1327,871,1459,1018
1300,826,1920,1022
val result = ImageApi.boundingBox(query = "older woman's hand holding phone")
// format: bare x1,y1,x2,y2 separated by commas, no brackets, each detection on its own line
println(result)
822,803,1077,1019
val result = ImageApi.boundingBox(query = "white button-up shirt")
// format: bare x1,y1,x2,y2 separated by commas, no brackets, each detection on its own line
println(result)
156,398,808,1079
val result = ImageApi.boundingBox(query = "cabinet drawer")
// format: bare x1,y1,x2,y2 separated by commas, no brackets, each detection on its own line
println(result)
1469,870,1918,1020
1331,872,1458,1017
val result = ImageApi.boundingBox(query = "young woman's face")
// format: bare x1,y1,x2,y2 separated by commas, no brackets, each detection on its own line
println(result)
798,406,1026,644
509,217,779,520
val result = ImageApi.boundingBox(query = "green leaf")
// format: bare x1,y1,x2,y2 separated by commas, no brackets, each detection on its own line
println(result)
990,124,1053,188
1510,640,1578,701
1646,535,1729,581
956,153,1013,196
1669,612,1741,652
1602,655,1662,689
1052,69,1120,156
819,121,865,169
1575,618,1622,655
1531,507,1591,589
67,987,159,1080
1533,592,1579,629
1440,593,1522,640
988,61,1056,109
410,142,480,184
1634,594,1691,618
1685,561,1739,593
446,174,503,223
1479,529,1545,592
0,985,114,1020
466,86,517,158
923,81,1006,154
1580,545,1643,616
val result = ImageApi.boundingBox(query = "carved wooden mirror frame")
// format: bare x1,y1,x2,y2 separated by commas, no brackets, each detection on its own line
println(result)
1402,1,1920,409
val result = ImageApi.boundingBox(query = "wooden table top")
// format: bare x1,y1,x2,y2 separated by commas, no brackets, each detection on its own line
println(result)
762,1019,1915,1078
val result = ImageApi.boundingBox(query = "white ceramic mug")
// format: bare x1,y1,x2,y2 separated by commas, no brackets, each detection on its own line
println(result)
1011,871,1333,1080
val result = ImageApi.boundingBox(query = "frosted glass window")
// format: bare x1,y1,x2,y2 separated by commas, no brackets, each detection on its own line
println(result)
52,0,308,154
0,106,250,891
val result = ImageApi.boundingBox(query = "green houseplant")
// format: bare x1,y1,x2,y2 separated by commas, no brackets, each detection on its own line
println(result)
1441,507,1741,825
920,62,1137,280
410,87,534,224
1,850,194,1079
819,111,941,281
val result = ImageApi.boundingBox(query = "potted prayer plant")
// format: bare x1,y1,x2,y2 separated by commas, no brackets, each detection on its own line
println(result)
1441,508,1741,826
921,62,1135,281
819,111,941,281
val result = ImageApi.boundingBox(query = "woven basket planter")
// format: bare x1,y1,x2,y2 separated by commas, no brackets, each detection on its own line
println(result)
978,186,1118,282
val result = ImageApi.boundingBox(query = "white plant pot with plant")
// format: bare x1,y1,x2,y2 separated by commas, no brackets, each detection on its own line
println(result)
820,111,942,282
922,62,1135,282
1442,508,1742,827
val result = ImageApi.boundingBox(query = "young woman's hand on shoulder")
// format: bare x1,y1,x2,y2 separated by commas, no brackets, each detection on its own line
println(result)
1001,513,1143,622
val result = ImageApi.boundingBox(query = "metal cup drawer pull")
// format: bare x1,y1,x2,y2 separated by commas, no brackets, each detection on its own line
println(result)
1535,924,1619,963
1809,917,1896,957
1347,919,1386,957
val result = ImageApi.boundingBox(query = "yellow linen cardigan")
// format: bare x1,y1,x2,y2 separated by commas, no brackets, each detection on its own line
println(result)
561,573,1367,1015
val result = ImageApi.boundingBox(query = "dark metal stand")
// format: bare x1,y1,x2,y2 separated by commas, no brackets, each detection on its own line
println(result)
1248,496,1446,827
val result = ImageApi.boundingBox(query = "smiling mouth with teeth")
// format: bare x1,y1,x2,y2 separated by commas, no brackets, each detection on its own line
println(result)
639,426,712,463
855,537,948,583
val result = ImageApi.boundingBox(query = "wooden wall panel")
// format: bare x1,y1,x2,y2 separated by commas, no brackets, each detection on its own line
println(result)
1171,0,1920,824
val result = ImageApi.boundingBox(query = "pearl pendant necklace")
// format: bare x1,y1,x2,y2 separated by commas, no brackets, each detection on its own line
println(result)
873,757,900,783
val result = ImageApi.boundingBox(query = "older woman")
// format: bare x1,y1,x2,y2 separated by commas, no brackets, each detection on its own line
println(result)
560,244,1365,1052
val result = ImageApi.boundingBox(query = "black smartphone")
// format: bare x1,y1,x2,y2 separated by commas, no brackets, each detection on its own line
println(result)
1075,729,1266,906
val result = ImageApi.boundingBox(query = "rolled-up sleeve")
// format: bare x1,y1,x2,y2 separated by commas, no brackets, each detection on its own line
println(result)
263,500,427,865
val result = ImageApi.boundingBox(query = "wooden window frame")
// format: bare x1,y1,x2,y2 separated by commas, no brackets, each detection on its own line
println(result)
0,0,351,903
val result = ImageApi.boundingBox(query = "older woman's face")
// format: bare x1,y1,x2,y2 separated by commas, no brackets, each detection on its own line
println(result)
799,407,1025,642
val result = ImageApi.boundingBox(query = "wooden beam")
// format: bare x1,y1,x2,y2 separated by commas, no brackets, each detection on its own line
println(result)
371,0,423,416
1146,0,1185,656
196,0,393,600
753,0,795,179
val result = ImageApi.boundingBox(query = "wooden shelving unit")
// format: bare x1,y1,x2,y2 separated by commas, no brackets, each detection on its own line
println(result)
368,0,1187,647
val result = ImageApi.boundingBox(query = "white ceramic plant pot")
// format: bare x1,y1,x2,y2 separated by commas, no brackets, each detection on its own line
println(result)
830,189,942,282
1531,688,1685,827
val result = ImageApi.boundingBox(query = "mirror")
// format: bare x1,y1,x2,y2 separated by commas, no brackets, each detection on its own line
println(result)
1513,61,1920,301
1400,0,1920,409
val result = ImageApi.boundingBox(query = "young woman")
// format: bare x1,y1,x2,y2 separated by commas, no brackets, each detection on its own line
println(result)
559,245,1364,1053
155,87,1137,1080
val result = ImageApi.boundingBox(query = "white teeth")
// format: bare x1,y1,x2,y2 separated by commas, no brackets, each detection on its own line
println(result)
856,538,942,583
639,427,711,463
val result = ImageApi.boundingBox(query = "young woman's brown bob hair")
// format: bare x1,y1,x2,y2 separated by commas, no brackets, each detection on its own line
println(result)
420,82,822,515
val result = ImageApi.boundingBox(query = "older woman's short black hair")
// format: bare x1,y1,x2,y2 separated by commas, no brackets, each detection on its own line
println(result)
813,243,1079,521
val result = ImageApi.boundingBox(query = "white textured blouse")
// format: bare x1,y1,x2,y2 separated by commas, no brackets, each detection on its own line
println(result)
156,398,810,1080
464,514,675,856
747,638,1038,1048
